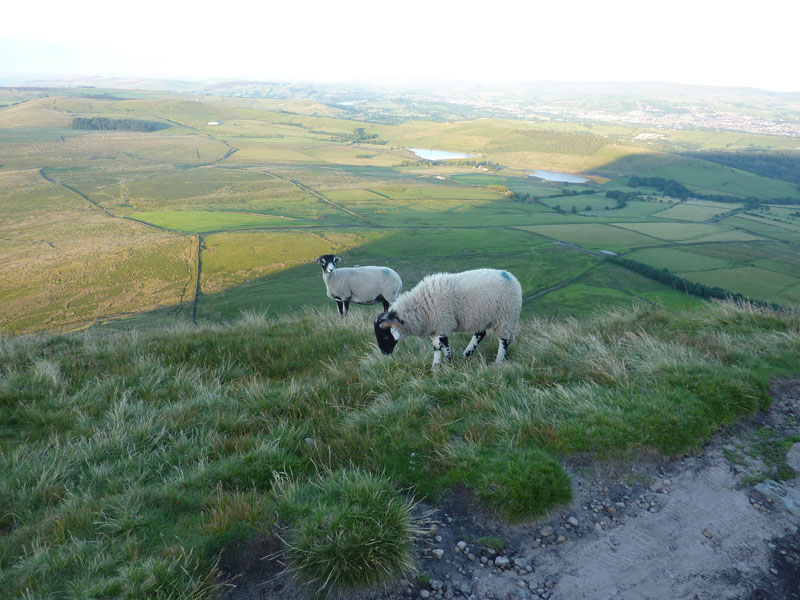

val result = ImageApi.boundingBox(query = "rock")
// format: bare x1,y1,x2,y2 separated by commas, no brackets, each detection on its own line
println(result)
514,557,528,568
702,529,713,539
650,479,664,492
457,541,468,551
435,535,443,543
467,553,475,561
557,535,566,543
594,522,603,531
432,548,444,560
755,480,800,520
540,526,554,537
431,579,443,591
494,556,510,568
420,590,430,599
566,516,579,527
787,443,800,473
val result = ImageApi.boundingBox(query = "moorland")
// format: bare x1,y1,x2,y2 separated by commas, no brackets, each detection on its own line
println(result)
2,81,800,599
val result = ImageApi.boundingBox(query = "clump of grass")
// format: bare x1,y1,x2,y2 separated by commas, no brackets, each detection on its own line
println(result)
273,468,421,593
474,536,506,551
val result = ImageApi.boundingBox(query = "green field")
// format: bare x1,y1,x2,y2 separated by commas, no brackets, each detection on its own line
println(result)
2,88,800,334
127,210,304,233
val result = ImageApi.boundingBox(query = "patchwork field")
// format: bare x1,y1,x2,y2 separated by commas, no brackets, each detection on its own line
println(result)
2,88,800,333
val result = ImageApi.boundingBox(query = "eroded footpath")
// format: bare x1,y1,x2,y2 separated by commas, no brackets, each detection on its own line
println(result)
222,379,800,600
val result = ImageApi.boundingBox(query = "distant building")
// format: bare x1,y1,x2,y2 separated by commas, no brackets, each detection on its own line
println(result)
207,121,222,126
599,250,618,256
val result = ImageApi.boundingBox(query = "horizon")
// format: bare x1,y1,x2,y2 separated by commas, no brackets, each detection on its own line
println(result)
2,0,799,93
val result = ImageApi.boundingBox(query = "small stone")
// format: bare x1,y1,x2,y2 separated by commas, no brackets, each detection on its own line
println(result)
431,579,443,591
650,479,664,492
514,557,528,568
432,548,444,560
467,553,476,561
457,541,468,551
540,526,554,537
494,556,510,568
567,516,579,527
435,535,443,543
430,524,438,535
557,535,566,543
518,580,528,588
420,590,430,599
304,437,315,446
594,522,603,531
606,506,616,515
702,529,713,539
787,443,800,473
480,556,488,564
770,568,779,575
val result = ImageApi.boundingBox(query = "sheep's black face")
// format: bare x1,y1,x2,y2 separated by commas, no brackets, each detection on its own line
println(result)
317,254,339,274
374,312,400,355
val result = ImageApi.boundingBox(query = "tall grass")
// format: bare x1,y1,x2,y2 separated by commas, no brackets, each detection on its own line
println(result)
1,301,799,598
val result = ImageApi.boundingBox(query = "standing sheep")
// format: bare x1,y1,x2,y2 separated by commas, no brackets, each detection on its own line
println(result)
374,268,522,368
317,254,403,317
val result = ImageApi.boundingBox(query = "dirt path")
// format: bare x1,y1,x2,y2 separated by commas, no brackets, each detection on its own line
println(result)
221,379,800,600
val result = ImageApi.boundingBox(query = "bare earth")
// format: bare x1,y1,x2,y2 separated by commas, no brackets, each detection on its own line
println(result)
220,379,800,600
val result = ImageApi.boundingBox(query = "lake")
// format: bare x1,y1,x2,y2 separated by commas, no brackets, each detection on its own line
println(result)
529,170,589,183
409,148,475,161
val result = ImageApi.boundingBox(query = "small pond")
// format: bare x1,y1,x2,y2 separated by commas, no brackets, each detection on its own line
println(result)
409,148,475,161
529,170,590,183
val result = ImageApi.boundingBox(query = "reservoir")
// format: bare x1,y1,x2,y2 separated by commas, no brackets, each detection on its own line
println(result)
530,169,589,183
409,148,475,161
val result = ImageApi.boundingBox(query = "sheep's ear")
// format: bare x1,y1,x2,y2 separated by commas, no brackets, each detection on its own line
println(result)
333,256,341,265
316,256,324,264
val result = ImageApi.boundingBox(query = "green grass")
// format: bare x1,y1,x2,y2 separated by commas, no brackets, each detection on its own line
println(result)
651,201,740,222
126,210,305,233
2,302,799,598
678,266,800,304
515,223,662,251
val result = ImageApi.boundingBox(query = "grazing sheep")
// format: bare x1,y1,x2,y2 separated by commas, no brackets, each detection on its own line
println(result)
374,268,522,368
317,254,403,317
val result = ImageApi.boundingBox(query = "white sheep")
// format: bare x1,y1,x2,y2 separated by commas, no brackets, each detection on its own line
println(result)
374,268,522,368
317,254,403,317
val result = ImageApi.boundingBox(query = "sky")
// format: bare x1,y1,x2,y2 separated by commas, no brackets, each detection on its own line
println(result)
2,0,799,91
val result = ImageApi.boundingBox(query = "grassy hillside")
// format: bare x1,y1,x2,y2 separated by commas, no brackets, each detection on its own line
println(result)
2,302,799,598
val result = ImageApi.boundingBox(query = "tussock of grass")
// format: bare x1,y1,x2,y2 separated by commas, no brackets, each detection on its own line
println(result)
273,468,421,593
1,302,799,598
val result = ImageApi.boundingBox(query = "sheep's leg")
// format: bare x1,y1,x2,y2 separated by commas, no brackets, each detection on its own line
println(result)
463,330,487,357
495,338,511,364
335,300,345,318
343,300,350,317
377,295,390,311
431,335,452,369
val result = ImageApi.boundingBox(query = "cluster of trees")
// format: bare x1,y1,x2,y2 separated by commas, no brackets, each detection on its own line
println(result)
605,189,640,208
331,128,386,145
627,176,692,199
685,151,800,188
71,117,166,132
626,176,771,206
487,130,608,156
608,256,784,310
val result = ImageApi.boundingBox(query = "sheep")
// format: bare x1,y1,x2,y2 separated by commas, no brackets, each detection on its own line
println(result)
374,268,522,368
316,254,403,317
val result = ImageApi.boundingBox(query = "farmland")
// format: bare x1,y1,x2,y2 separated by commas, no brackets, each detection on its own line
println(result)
1,86,800,333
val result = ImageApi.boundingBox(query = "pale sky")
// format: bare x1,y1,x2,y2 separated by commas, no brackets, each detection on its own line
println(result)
2,0,799,91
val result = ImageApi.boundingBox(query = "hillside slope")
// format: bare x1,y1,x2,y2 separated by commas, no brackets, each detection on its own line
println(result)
1,302,799,598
